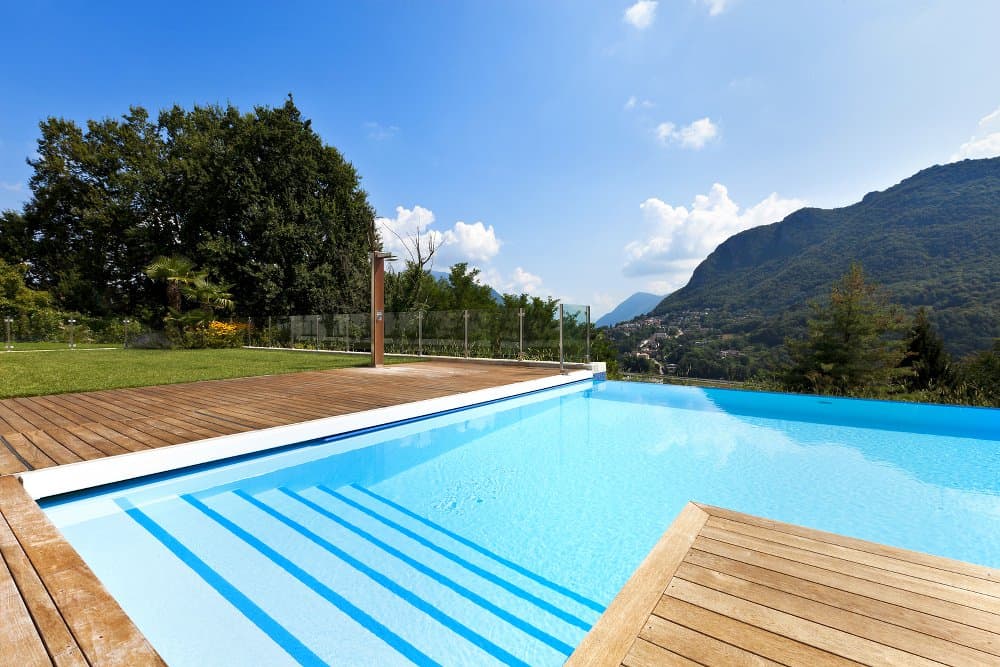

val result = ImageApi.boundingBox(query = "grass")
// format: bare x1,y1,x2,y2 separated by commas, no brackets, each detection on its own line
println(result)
0,348,420,399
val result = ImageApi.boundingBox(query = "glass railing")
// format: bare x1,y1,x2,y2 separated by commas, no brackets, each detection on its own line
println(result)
246,304,593,364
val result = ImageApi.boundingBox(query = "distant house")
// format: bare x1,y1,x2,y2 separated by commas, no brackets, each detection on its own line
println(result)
719,349,744,359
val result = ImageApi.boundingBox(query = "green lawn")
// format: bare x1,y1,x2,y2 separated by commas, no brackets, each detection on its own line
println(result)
0,348,420,399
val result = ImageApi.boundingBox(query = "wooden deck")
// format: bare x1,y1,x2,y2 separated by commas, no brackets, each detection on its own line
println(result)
0,361,558,476
569,503,1000,666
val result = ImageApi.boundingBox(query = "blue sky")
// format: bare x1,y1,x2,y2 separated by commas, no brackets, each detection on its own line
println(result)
2,1,999,317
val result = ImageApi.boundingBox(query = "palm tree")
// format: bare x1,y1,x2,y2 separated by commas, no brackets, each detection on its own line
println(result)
182,277,234,319
144,256,199,311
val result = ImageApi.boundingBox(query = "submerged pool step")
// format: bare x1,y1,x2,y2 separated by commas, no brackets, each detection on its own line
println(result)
127,483,593,666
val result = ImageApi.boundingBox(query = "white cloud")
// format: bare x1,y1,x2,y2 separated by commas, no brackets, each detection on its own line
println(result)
655,117,719,149
624,1,658,29
623,184,807,292
441,221,501,263
474,266,549,298
363,121,399,141
952,105,1000,160
376,205,501,266
699,0,729,16
0,181,23,192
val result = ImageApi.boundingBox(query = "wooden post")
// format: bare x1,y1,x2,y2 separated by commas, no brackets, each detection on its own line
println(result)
371,252,387,367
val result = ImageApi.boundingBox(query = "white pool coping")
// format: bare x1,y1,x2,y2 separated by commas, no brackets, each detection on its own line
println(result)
18,369,594,501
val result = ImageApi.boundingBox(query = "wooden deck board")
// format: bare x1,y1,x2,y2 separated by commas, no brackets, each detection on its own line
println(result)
568,502,1000,667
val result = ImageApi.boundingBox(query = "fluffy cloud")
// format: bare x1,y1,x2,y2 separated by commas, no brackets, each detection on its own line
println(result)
656,117,719,149
376,205,501,265
624,1,658,29
699,0,729,16
442,221,501,263
476,266,548,297
952,105,1000,161
623,184,807,292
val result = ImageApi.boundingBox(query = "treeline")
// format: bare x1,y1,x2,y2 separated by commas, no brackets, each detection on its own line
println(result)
0,97,374,321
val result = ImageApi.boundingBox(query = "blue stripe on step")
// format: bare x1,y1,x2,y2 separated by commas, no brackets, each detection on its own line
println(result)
181,494,439,667
235,489,530,666
115,498,326,667
351,484,605,613
319,485,592,631
279,487,573,656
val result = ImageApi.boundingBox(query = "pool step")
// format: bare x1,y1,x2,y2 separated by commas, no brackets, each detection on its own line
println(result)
123,485,599,666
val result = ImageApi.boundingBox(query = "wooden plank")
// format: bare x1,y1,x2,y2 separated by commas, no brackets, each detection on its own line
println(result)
622,637,702,667
693,536,1000,634
655,596,858,666
705,515,1000,598
699,524,1000,615
0,509,86,666
639,614,782,666
698,504,1000,583
0,530,53,666
566,503,709,666
0,477,165,665
1,433,56,471
684,548,1000,657
675,561,996,666
665,578,941,666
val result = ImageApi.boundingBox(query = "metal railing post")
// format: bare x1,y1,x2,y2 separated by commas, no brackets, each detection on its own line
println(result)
417,311,424,356
558,304,564,374
518,308,524,361
315,314,321,349
345,314,351,351
463,310,469,358
67,318,77,349
585,305,591,363
3,317,13,351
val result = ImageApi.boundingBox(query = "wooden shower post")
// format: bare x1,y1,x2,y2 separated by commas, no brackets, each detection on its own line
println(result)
371,251,393,367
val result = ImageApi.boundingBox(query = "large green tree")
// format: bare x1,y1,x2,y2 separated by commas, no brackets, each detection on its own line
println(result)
785,263,906,394
13,97,374,318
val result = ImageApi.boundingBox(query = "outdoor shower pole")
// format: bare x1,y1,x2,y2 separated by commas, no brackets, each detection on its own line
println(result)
558,304,565,374
518,308,524,361
463,310,469,358
585,305,591,363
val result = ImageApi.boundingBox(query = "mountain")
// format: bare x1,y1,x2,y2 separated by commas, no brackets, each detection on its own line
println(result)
651,157,1000,355
596,292,664,328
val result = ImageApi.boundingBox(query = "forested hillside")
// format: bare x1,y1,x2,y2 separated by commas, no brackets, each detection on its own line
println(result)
652,157,1000,355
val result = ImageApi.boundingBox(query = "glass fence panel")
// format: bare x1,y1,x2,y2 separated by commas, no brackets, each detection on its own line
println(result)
561,304,591,364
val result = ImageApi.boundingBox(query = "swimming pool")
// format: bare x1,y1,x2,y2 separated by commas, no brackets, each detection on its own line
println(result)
42,380,1000,666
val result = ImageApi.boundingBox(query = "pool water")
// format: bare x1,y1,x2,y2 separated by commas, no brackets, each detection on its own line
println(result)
43,381,1000,666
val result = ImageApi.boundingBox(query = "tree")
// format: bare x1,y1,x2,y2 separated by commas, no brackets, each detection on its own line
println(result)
145,256,200,312
900,307,952,390
16,97,374,318
786,263,906,394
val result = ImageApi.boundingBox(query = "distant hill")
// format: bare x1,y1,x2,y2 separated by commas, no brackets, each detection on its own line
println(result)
596,292,664,328
651,157,1000,355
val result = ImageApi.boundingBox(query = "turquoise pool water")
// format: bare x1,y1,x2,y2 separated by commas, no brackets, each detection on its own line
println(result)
43,380,1000,666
